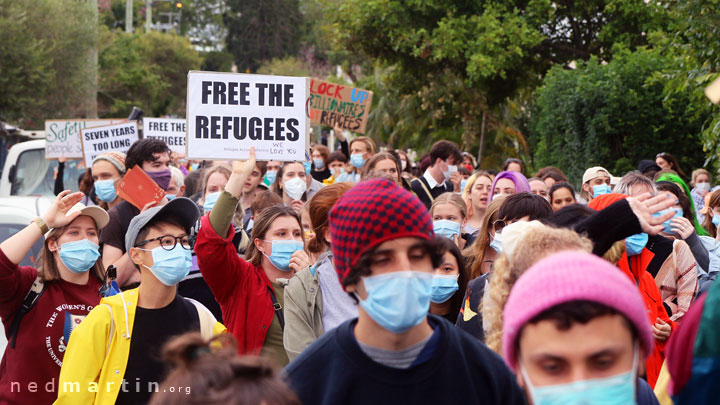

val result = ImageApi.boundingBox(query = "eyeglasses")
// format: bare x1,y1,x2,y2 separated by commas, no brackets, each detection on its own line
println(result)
493,220,507,233
136,234,191,251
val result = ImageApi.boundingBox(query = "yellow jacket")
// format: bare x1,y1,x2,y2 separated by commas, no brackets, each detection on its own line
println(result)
54,289,225,404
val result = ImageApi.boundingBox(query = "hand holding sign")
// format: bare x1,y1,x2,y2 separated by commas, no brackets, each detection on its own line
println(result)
226,147,257,198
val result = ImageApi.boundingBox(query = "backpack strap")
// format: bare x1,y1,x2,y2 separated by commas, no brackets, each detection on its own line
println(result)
8,276,45,348
412,177,434,205
266,286,285,330
187,298,218,340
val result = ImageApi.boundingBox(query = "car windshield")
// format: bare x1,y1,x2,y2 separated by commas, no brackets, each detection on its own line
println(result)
0,222,44,267
11,149,83,196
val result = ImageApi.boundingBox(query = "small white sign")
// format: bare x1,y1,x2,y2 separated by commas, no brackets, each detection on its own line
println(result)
81,122,139,167
186,71,309,161
143,118,187,155
44,119,125,159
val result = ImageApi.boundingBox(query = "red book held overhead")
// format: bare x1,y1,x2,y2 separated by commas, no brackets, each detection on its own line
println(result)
116,166,165,210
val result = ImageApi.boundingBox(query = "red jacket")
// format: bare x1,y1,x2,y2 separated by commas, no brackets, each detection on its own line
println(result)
617,249,676,388
194,214,274,354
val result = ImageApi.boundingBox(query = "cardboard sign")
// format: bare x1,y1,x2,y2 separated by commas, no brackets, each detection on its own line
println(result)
116,166,165,210
186,71,309,161
143,118,186,155
81,122,139,167
45,119,126,159
308,79,373,134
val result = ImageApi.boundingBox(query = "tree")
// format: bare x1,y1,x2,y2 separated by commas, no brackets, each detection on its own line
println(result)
98,30,202,117
529,48,710,185
224,0,302,72
0,0,96,128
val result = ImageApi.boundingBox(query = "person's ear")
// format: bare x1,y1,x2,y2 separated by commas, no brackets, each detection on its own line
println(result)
47,238,59,253
129,247,148,267
582,183,591,195
254,238,267,255
179,185,186,197
461,217,468,228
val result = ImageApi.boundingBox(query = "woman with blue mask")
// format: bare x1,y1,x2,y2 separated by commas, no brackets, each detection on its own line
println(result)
335,136,376,183
430,192,471,248
429,237,469,323
310,145,331,182
0,191,109,404
194,148,311,367
91,151,127,209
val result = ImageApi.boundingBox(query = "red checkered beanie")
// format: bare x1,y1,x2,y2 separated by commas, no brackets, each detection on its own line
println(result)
329,178,434,287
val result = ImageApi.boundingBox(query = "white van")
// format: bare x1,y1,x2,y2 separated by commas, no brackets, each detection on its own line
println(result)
0,140,84,197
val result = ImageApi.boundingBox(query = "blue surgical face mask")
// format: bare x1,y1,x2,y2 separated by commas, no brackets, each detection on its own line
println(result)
713,214,720,227
94,179,118,203
520,344,638,405
460,179,468,193
303,161,312,175
592,183,612,197
350,153,366,169
263,240,305,271
313,158,324,170
203,191,221,212
490,231,503,254
165,194,176,200
625,233,648,256
265,170,277,185
431,274,459,304
191,163,199,171
433,220,461,239
59,239,100,273
359,271,432,333
654,207,683,234
139,245,192,286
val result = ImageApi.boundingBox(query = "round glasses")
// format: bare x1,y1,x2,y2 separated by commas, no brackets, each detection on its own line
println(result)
136,234,191,251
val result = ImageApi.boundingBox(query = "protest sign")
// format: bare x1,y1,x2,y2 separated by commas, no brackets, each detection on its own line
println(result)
80,122,139,167
186,71,309,161
143,118,186,155
45,119,126,159
116,166,165,210
308,79,373,134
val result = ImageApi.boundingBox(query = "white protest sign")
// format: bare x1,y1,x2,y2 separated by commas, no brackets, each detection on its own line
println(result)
81,122,139,167
186,71,309,161
45,119,126,159
143,118,186,155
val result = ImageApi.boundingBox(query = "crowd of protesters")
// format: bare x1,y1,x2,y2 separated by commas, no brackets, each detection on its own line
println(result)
0,130,718,405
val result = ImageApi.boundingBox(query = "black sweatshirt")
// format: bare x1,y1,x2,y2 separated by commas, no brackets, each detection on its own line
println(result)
285,315,527,405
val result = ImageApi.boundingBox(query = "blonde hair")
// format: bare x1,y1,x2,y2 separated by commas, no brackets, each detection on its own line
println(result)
462,171,494,220
430,192,468,219
691,168,711,188
464,195,505,279
201,164,232,198
481,226,593,355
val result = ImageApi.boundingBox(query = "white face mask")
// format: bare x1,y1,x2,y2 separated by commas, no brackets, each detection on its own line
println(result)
401,160,408,171
442,163,458,180
696,182,711,192
283,176,307,200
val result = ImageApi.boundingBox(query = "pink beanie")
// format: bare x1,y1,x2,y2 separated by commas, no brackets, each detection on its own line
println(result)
502,251,653,369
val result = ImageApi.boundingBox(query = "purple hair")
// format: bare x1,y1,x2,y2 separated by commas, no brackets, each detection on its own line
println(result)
489,171,531,200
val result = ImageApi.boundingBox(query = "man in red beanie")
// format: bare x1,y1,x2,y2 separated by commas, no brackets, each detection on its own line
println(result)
285,178,525,404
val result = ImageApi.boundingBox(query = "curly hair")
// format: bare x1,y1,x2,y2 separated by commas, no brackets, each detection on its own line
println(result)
481,225,593,355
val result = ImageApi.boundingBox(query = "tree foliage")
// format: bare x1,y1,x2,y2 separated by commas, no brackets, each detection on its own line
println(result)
98,30,202,117
0,0,96,128
224,0,302,72
529,49,710,185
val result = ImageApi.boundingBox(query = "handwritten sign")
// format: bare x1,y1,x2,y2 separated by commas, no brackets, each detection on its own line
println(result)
81,122,139,167
143,118,186,155
186,71,309,161
44,119,125,159
308,79,373,134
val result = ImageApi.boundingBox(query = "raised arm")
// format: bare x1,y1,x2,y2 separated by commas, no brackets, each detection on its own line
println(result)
1,190,83,264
